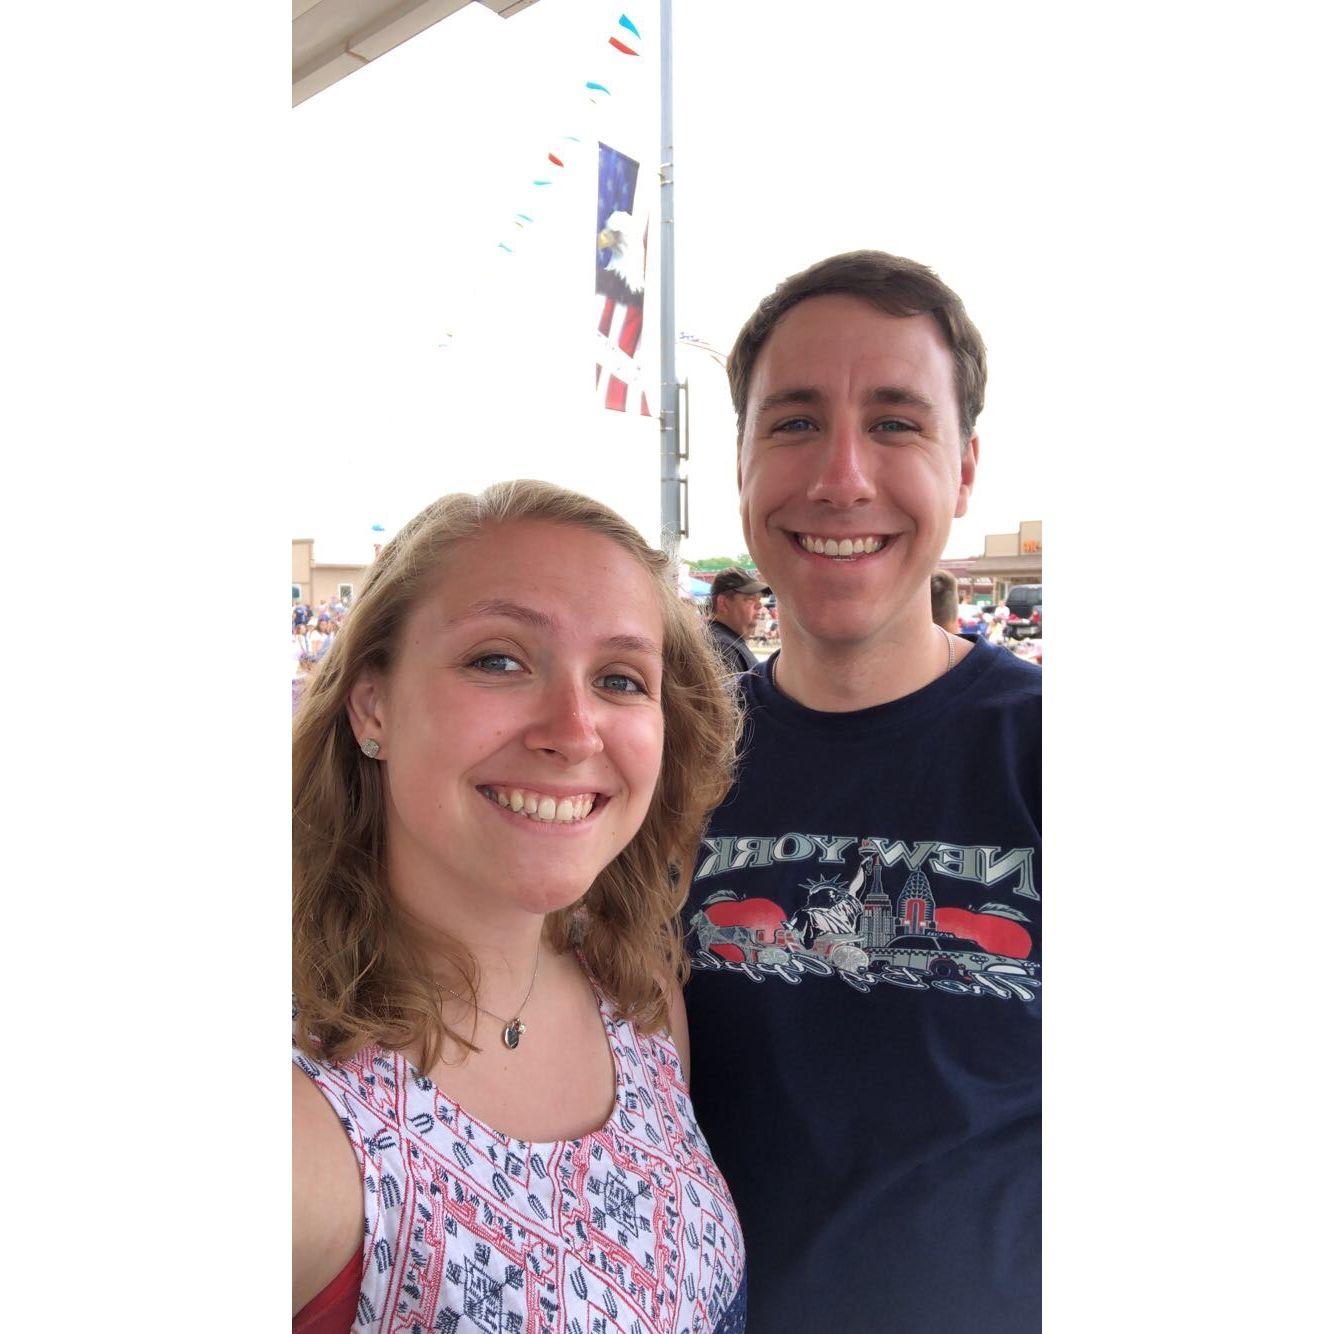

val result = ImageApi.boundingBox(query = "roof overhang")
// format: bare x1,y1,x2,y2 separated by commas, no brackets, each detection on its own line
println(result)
957,554,1043,576
293,0,542,107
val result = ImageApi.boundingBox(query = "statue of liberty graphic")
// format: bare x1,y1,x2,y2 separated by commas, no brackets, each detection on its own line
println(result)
781,839,880,976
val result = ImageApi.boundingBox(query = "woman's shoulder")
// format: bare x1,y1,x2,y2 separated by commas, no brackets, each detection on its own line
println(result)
292,1033,406,1110
292,1064,365,1317
606,979,692,1092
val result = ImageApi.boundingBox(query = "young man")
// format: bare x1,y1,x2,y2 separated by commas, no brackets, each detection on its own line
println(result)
682,252,1041,1332
706,566,768,676
931,568,961,633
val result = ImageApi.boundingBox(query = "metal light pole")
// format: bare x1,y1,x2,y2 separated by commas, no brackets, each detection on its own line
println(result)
658,0,684,559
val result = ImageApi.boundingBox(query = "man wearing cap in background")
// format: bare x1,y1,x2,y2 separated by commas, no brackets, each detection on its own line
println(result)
707,567,768,676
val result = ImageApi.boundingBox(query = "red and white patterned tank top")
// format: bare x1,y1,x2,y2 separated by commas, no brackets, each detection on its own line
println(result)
294,978,747,1333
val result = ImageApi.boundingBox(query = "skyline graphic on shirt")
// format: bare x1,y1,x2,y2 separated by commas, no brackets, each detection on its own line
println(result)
687,835,1041,1001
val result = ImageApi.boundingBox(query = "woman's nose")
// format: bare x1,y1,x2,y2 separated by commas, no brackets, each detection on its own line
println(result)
524,682,604,763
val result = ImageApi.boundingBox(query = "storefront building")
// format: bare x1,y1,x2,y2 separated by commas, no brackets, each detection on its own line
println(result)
941,520,1042,605
292,538,377,609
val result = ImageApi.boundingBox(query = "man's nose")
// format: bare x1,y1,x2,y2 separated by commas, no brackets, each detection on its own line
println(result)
524,680,604,764
806,416,876,506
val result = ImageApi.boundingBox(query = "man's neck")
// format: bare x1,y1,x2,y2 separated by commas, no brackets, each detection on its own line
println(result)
773,617,961,713
712,612,748,638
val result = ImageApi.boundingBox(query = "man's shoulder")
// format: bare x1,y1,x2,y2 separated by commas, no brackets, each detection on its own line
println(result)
708,620,758,672
972,640,1042,694
950,642,1041,728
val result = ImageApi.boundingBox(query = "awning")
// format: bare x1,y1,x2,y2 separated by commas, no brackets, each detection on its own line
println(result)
293,0,542,106
677,569,714,600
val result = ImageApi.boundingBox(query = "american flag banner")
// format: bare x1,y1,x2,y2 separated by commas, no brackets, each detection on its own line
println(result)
594,142,651,415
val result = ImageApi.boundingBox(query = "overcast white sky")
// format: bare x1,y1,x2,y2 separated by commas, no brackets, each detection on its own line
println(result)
8,0,1331,1320
289,0,1055,565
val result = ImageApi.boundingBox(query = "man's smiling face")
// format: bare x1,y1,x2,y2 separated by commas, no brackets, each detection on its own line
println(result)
738,294,978,651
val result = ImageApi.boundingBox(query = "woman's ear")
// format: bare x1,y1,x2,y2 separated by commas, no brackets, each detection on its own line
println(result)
347,671,388,754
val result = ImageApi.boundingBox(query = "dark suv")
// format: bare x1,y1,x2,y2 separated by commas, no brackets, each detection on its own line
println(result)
1004,584,1042,639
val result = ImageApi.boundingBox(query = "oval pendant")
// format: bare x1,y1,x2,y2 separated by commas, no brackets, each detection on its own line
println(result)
502,1019,525,1050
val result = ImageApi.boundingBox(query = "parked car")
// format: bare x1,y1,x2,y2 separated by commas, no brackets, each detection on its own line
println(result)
1008,604,1041,640
1005,585,1042,618
1004,584,1042,640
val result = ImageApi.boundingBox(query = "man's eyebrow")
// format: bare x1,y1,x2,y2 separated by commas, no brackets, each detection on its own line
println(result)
753,387,821,415
868,385,937,413
753,385,938,414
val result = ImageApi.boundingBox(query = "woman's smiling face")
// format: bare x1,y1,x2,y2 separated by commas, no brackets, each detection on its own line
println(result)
351,518,667,926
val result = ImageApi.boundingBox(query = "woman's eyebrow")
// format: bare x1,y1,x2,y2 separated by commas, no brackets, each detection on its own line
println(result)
444,602,661,658
444,598,554,630
603,634,662,658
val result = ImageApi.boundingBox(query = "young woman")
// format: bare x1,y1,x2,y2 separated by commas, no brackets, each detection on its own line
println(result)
307,614,335,659
292,481,747,1333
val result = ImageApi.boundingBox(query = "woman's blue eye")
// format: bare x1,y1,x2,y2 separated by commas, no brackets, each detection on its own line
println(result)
471,654,523,673
597,673,646,695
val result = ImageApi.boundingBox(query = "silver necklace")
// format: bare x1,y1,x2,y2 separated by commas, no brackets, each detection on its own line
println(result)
936,623,956,673
442,951,540,1050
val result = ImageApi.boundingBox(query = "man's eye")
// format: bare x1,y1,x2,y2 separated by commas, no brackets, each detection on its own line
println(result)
771,416,817,434
469,653,523,673
596,673,647,695
871,418,915,434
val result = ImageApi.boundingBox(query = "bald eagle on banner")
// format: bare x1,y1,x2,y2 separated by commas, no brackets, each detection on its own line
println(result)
595,143,651,415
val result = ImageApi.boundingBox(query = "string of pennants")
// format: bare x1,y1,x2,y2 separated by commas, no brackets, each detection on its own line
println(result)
497,12,645,256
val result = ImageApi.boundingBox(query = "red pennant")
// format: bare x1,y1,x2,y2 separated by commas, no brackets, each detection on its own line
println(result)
608,37,638,55
547,153,564,167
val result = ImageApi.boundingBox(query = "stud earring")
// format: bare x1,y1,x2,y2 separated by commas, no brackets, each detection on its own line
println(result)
359,738,381,759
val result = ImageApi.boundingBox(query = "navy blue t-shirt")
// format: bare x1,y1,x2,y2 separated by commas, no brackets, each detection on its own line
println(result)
683,640,1041,1332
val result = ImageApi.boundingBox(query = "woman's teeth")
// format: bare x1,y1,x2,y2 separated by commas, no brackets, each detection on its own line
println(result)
798,534,886,557
481,786,597,823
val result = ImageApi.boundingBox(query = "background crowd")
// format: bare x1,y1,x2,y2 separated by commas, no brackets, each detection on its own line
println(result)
291,596,351,710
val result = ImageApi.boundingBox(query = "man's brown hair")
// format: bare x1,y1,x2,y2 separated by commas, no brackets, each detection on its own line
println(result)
727,250,987,447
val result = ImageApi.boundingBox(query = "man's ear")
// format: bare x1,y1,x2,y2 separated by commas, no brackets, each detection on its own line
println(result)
955,433,980,518
347,671,388,752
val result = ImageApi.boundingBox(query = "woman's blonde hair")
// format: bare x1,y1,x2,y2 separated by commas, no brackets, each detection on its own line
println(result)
293,479,741,1070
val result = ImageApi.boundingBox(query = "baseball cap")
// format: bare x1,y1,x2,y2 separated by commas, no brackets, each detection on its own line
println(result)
710,567,770,598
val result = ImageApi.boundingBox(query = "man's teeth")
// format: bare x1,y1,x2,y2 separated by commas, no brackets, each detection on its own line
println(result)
482,787,597,823
798,534,886,556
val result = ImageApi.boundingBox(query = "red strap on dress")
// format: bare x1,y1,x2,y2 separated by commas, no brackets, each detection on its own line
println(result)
293,1249,361,1334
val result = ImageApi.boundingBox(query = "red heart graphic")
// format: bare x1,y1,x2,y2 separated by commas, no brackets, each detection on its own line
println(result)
935,907,1032,960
